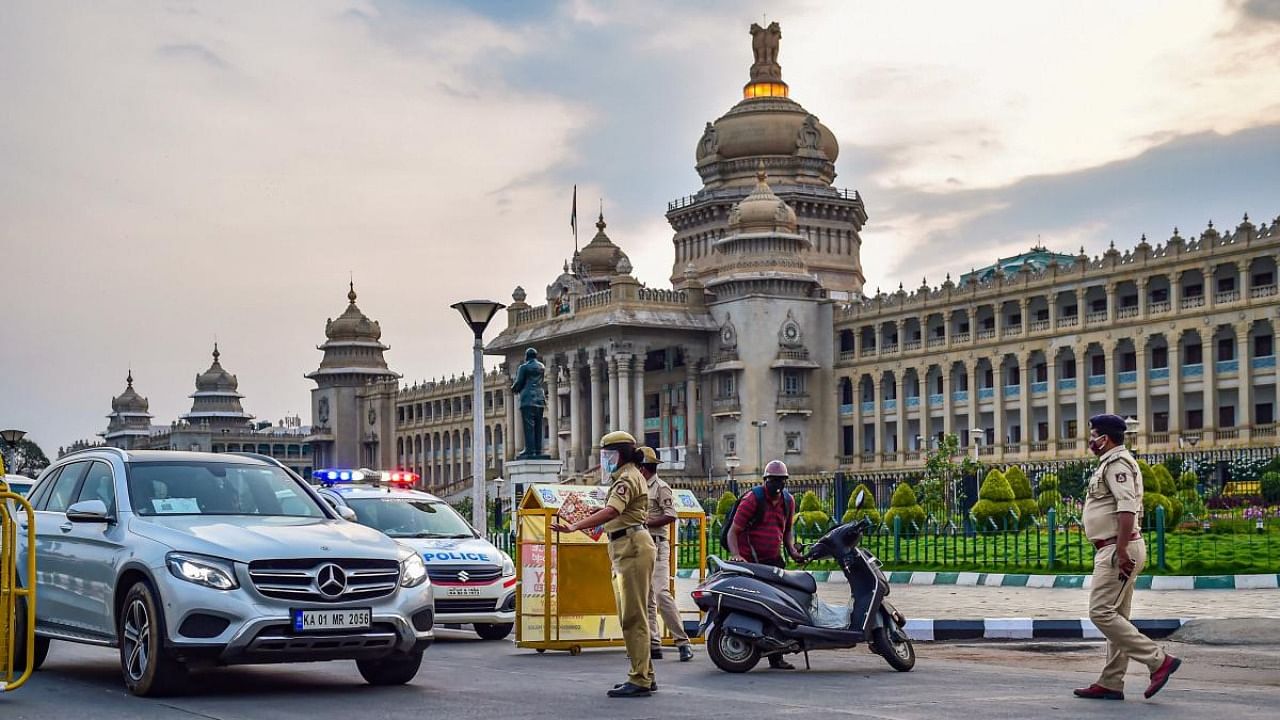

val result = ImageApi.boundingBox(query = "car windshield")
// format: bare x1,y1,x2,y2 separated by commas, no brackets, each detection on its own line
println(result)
345,498,475,539
126,461,325,518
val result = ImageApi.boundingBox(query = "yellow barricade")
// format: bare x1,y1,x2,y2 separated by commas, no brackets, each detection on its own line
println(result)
1,469,38,693
514,483,707,654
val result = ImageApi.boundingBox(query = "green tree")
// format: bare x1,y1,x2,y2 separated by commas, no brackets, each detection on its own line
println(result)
1036,473,1062,516
715,491,737,518
1261,471,1280,504
883,482,926,536
0,437,50,477
922,433,980,518
971,469,1017,530
841,483,882,528
1138,459,1182,528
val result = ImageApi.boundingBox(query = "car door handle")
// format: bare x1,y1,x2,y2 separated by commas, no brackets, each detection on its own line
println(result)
60,522,74,533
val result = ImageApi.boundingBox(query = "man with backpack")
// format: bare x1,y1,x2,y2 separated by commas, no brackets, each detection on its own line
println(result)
724,459,805,670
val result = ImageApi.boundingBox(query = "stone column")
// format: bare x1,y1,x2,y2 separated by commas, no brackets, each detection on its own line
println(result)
919,366,931,451
1204,263,1217,310
569,354,583,471
852,374,864,462
1238,259,1251,299
1019,352,1030,453
1020,298,1030,334
1136,338,1149,448
1203,334,1217,441
1106,281,1118,323
1239,325,1253,441
633,355,646,442
993,303,1002,339
589,352,604,457
1075,344,1088,447
1137,277,1149,320
1075,288,1085,321
942,365,954,438
607,355,620,432
992,356,1005,459
895,372,907,459
618,354,633,437
1048,290,1058,329
969,363,981,448
547,360,560,460
1169,342,1183,439
1047,357,1059,445
873,374,884,464
969,305,978,347
1106,340,1119,414
685,359,699,460
1170,271,1181,310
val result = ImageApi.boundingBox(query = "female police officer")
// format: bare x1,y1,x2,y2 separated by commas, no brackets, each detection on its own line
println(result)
550,430,657,698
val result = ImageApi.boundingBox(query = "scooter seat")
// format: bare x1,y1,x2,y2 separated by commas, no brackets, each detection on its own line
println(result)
733,561,818,594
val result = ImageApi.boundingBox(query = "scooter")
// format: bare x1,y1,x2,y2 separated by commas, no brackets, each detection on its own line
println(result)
692,495,915,673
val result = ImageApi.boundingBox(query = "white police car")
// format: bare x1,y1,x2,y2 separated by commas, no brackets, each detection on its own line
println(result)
314,470,516,640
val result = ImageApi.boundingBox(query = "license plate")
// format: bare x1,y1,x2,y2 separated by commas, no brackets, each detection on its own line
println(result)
292,608,372,632
445,587,482,597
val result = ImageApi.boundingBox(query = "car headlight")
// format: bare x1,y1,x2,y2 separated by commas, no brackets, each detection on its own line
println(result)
500,552,515,578
166,552,239,591
400,552,428,588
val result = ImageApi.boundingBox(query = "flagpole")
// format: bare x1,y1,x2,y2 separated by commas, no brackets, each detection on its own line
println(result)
571,184,579,253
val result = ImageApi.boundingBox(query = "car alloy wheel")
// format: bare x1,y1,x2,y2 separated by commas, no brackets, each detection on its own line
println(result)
122,598,151,682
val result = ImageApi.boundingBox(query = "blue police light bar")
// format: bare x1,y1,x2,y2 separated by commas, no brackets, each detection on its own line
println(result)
313,468,364,486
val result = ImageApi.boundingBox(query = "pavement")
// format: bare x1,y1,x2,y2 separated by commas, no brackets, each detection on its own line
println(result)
3,629,1278,719
673,577,1280,620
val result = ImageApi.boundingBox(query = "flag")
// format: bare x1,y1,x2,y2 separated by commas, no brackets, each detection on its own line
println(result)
570,184,578,240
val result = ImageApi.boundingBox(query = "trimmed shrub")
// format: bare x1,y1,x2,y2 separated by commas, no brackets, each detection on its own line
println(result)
715,491,737,518
1152,464,1177,496
793,510,832,536
1261,471,1280,504
799,490,823,513
1036,472,1062,516
971,469,1017,530
841,483,882,528
1177,471,1198,493
883,482,926,536
1138,459,1182,527
1005,466,1039,528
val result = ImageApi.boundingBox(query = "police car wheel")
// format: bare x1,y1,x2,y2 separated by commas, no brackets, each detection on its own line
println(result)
357,650,423,686
474,623,513,641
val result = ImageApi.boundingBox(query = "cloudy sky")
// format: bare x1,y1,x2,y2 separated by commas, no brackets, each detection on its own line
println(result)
3,0,1279,454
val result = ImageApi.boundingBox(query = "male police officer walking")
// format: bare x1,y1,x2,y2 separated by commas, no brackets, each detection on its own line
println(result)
551,431,657,698
637,446,694,662
1074,414,1181,701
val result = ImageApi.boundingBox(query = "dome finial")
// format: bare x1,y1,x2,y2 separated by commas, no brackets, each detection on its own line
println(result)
347,280,357,305
756,160,767,183
596,208,606,232
126,368,134,387
212,341,220,362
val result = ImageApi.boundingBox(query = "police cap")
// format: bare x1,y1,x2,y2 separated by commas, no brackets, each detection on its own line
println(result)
637,446,659,467
1089,413,1128,440
600,430,637,448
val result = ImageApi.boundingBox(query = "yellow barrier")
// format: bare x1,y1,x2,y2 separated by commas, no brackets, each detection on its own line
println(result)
514,483,707,654
1,470,38,693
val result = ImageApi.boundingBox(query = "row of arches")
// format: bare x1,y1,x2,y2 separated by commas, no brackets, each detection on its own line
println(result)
395,425,506,485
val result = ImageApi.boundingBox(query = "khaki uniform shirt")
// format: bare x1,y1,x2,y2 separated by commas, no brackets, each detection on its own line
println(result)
1082,445,1144,541
603,463,649,534
645,474,678,542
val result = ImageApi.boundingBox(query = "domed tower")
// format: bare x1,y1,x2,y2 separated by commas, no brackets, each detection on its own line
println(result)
305,283,401,469
574,212,631,291
181,344,254,431
669,21,866,297
103,370,154,449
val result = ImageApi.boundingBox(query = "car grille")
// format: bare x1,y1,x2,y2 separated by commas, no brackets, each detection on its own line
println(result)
248,558,400,603
426,564,502,584
435,598,498,614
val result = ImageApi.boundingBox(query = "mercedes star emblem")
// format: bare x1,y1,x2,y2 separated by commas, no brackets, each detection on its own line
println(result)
316,563,348,598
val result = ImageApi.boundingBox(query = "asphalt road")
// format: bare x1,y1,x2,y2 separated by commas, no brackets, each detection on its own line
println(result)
3,629,1278,719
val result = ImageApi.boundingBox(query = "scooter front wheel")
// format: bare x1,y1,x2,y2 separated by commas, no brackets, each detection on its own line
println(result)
706,627,761,673
871,624,916,672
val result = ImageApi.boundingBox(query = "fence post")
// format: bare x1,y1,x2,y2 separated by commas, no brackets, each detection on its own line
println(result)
893,515,902,563
1156,505,1167,571
1047,507,1057,570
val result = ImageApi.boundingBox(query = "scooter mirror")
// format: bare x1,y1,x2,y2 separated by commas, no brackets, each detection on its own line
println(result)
854,489,866,508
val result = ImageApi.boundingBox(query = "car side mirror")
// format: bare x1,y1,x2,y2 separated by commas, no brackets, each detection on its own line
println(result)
66,499,111,523
337,506,357,522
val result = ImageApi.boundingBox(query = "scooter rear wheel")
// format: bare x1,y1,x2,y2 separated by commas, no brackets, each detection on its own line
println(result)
871,623,916,672
706,627,761,673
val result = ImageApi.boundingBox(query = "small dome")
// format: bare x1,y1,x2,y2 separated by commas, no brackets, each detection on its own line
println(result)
326,282,383,342
576,213,630,279
195,344,239,393
728,167,797,234
111,370,149,413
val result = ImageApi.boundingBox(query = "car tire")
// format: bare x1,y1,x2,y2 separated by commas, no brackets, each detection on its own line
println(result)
118,581,187,696
11,593,50,673
357,650,424,686
474,622,513,641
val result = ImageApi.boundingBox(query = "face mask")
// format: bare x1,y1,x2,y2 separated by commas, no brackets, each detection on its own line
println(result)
600,449,621,481
1088,436,1106,456
764,477,785,497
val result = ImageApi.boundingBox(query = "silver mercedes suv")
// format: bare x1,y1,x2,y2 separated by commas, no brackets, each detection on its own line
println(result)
12,448,434,696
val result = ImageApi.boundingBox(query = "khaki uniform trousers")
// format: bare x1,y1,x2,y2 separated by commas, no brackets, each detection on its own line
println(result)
608,530,657,687
648,537,690,649
1090,539,1166,690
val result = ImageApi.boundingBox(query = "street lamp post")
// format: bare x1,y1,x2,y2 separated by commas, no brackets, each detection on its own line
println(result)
450,300,505,534
725,455,741,496
750,419,768,474
1124,416,1139,451
0,428,26,475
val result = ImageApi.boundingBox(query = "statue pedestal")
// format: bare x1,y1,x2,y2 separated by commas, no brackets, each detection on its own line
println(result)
504,458,564,494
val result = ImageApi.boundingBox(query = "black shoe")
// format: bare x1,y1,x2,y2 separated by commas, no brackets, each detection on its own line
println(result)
678,645,694,662
607,682,652,698
768,657,796,670
650,648,663,660
615,681,657,692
